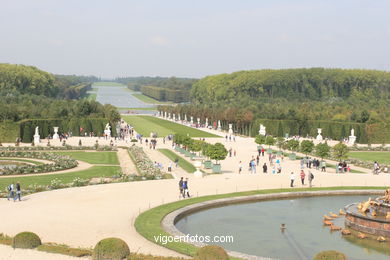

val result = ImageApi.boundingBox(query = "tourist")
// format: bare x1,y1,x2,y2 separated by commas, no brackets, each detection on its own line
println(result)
290,172,295,187
272,166,276,174
374,161,380,175
258,148,261,156
168,162,172,172
256,155,260,166
179,177,184,198
300,170,305,186
229,148,232,157
277,165,282,174
234,150,236,157
174,158,179,168
300,159,305,169
7,183,15,201
14,182,21,202
308,171,314,188
261,148,265,156
263,163,267,173
321,160,326,172
182,178,190,198
238,161,242,174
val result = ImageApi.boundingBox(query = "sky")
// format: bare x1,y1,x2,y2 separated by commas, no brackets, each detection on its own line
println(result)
1,0,390,78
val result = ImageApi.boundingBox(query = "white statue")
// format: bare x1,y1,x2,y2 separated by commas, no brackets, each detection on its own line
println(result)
178,114,181,121
217,120,221,131
197,118,200,125
316,128,323,141
173,114,176,121
164,111,167,118
259,124,266,136
193,160,205,178
190,116,194,125
53,127,59,139
228,124,233,135
184,114,187,121
205,118,208,128
348,128,356,145
168,113,171,119
33,126,40,144
104,123,111,138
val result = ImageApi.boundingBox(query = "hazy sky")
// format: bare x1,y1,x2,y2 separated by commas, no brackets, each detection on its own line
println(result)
1,0,390,78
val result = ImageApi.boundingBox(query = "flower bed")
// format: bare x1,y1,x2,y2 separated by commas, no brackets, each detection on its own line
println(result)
128,146,164,179
0,145,116,151
0,151,78,175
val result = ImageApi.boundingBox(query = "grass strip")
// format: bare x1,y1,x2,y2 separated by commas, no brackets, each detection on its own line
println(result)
135,186,386,260
54,151,119,165
158,149,196,173
0,158,44,165
37,243,92,257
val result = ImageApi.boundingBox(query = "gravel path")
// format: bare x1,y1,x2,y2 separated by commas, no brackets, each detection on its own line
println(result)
117,148,137,175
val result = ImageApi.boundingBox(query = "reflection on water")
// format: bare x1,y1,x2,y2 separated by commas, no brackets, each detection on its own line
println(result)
175,195,390,260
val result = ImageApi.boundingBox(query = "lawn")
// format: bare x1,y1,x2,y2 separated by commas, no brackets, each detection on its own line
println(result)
117,107,157,111
349,151,390,164
132,93,171,104
92,82,124,87
158,149,196,173
0,158,44,165
122,115,219,138
0,166,120,189
55,151,119,165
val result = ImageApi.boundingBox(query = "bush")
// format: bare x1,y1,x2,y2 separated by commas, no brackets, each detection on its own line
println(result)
193,245,229,260
313,250,348,260
12,232,42,249
93,237,130,260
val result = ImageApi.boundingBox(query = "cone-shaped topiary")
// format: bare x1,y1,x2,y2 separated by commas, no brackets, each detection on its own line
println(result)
313,250,348,260
193,245,229,260
93,237,130,260
12,231,42,249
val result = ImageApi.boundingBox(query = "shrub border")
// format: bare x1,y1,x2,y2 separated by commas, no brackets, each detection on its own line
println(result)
135,187,386,260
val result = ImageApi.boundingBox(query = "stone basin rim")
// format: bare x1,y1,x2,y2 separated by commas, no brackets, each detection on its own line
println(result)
162,189,383,260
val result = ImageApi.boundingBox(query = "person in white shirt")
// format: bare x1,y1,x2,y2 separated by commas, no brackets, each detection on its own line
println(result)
290,172,295,187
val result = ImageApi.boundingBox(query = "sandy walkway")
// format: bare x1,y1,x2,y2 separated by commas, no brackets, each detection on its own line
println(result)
117,148,137,175
0,245,81,260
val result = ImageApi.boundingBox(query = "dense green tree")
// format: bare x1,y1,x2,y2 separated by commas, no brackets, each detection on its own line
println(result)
332,143,349,161
300,140,315,155
315,143,331,159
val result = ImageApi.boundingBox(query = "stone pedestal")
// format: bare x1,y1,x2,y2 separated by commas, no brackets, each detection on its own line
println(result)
33,134,40,144
217,120,221,131
193,161,204,178
348,135,356,145
259,124,266,136
228,124,233,135
104,129,111,138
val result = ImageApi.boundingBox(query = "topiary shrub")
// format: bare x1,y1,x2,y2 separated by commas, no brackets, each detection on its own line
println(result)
12,231,42,249
93,237,130,260
313,250,348,260
193,245,229,260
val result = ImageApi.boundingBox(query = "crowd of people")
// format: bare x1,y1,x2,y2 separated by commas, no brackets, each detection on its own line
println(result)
6,182,21,202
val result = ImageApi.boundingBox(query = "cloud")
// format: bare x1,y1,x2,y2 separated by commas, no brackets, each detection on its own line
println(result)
150,36,169,46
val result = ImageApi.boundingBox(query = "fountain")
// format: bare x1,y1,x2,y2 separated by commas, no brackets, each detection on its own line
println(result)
344,189,390,238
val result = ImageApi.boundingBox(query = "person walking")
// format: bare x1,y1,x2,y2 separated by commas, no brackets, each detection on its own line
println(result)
7,183,14,201
179,177,184,198
168,162,172,172
174,158,179,168
321,160,326,172
290,172,295,187
263,163,267,173
308,171,314,188
256,155,260,166
183,178,190,198
300,170,306,186
14,182,21,202
238,161,242,174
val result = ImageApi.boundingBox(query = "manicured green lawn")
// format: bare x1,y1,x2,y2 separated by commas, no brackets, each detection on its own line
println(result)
123,115,219,138
0,166,120,189
135,186,385,260
349,151,390,164
117,107,157,111
132,93,171,104
55,151,119,165
158,149,196,173
92,82,124,86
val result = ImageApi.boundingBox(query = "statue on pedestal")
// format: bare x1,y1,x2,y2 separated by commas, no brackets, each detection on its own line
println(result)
53,127,59,139
205,118,208,128
316,128,323,141
228,124,233,135
259,124,266,136
197,118,200,125
217,120,221,131
33,126,40,144
184,114,187,122
104,123,111,138
190,116,194,125
348,128,356,145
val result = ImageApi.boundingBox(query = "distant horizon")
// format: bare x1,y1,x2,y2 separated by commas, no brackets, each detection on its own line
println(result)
1,0,389,78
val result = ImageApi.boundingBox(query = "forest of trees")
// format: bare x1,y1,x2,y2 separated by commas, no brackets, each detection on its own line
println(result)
0,63,119,141
116,76,196,102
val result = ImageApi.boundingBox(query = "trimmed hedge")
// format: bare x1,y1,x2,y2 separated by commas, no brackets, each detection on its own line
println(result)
19,118,115,142
12,232,41,249
193,245,229,260
313,250,348,260
93,237,130,260
141,86,189,102
0,121,19,143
